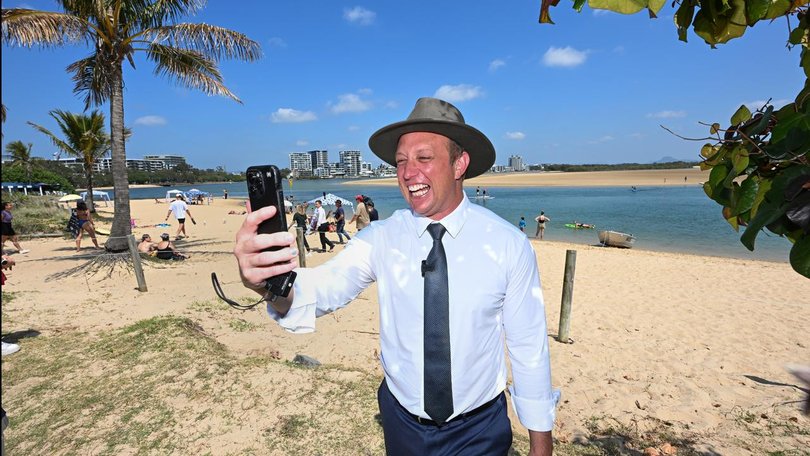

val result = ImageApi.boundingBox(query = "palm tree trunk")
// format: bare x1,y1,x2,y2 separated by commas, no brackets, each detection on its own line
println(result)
86,167,95,213
105,63,131,252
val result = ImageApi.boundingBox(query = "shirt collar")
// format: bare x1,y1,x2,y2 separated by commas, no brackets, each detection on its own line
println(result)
412,193,470,239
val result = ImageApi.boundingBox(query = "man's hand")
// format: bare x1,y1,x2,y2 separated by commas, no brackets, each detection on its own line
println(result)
1,256,15,270
234,205,299,295
528,430,552,456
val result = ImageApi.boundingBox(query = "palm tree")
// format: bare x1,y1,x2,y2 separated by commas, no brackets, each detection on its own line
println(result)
29,110,110,212
5,140,34,182
2,2,261,250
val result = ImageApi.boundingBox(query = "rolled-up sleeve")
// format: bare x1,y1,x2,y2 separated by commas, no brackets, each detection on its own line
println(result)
502,237,560,431
267,232,376,333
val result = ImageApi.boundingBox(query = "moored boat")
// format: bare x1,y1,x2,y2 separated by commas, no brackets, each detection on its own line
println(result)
598,230,636,248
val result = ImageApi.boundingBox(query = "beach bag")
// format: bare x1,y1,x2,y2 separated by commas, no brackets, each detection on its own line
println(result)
67,211,80,237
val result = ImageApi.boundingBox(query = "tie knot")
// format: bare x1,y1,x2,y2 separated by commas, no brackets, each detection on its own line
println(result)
427,223,446,241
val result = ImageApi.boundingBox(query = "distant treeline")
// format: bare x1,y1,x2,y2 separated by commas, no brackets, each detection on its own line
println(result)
528,161,699,172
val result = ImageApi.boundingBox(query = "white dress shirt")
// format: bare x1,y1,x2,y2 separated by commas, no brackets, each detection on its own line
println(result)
315,206,328,226
268,194,559,431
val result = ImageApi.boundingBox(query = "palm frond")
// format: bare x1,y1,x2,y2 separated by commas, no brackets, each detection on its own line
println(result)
66,54,115,109
146,43,241,102
118,0,202,31
1,8,89,47
28,120,79,159
142,23,262,62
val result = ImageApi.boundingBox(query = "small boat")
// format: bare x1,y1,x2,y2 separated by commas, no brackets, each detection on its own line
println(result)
598,230,636,248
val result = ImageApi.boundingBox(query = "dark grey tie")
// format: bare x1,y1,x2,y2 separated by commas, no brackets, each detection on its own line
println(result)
424,223,452,424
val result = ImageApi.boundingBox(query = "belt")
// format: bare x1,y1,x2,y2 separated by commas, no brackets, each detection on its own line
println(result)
407,393,503,427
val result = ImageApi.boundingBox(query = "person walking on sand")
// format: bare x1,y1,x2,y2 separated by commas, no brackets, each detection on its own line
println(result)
349,194,370,231
535,211,550,240
290,204,311,254
333,199,351,244
314,200,335,252
165,193,195,240
74,201,102,252
233,97,558,455
1,202,29,254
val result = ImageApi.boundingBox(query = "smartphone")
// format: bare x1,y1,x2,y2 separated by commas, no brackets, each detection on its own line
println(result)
246,165,296,298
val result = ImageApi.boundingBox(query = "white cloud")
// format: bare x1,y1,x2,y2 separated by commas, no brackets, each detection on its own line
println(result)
267,37,287,48
506,131,526,140
330,93,372,114
271,108,317,123
587,135,615,144
628,133,643,139
344,6,376,25
542,46,587,68
134,115,167,126
592,9,610,16
384,100,399,109
489,59,506,72
646,110,686,119
296,139,309,146
433,84,483,103
347,125,361,131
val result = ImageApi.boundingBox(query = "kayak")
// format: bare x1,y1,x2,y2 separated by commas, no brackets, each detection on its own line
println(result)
564,223,595,229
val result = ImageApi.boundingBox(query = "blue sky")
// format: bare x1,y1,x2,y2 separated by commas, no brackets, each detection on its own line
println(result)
1,1,803,171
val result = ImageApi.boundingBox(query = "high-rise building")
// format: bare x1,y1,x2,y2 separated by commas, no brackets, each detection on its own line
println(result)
289,152,313,177
340,150,362,177
508,155,524,172
309,150,328,170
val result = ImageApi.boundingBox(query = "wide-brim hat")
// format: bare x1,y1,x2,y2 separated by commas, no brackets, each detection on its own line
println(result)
368,97,495,178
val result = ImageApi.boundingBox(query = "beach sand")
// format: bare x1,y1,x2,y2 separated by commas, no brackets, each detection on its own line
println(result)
2,195,808,454
353,168,710,187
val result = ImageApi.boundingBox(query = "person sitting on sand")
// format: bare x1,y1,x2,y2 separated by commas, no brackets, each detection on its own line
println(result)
154,233,189,260
137,234,157,254
74,201,102,252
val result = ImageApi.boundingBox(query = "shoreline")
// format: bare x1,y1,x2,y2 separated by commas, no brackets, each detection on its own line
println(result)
347,168,710,187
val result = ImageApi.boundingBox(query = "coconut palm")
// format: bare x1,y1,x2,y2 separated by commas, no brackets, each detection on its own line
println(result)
29,110,110,212
2,2,261,250
5,140,35,182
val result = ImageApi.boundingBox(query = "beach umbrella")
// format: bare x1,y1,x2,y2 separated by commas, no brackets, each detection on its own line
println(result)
59,194,83,202
306,193,354,209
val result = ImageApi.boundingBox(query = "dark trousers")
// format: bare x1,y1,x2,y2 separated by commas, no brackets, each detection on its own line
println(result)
319,231,334,250
377,380,512,456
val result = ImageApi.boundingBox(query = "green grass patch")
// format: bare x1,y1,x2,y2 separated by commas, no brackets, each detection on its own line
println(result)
3,195,70,235
228,318,261,332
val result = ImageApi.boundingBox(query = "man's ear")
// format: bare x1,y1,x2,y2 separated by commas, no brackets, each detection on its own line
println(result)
454,151,470,180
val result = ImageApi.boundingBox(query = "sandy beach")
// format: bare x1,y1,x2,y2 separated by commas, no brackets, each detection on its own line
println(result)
2,195,808,454
352,168,710,187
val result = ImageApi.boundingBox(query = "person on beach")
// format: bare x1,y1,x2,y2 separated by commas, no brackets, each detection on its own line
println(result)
476,186,480,198
233,97,557,455
137,234,157,254
519,216,526,233
74,201,102,252
333,199,351,244
314,200,335,252
290,204,311,253
154,233,188,260
165,193,195,240
535,211,550,240
223,189,228,199
1,202,29,254
366,200,379,222
349,194,370,231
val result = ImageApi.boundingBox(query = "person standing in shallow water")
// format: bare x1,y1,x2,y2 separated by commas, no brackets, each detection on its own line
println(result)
233,97,558,455
535,211,550,240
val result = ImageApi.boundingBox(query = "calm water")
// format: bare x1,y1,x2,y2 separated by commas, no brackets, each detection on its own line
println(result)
130,180,792,262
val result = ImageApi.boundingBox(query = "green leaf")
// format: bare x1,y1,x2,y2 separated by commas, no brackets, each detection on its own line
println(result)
745,0,771,24
674,0,695,42
770,109,810,143
731,147,749,175
763,0,791,19
573,0,587,12
788,25,807,46
789,234,810,279
741,165,810,250
709,163,729,188
710,122,721,134
730,105,751,126
588,0,647,15
750,178,773,219
732,175,759,216
693,0,748,45
700,143,716,158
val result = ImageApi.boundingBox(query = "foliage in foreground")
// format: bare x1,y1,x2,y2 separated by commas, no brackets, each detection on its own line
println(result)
541,0,810,278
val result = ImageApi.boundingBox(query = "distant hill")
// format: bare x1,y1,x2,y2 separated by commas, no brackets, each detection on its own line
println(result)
654,156,691,164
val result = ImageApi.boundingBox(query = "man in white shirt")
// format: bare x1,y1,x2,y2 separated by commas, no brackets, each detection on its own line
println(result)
165,193,195,240
314,200,335,252
234,97,558,455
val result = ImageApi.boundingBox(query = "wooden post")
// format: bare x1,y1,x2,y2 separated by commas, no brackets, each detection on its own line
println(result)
296,227,306,268
127,234,148,292
557,249,576,343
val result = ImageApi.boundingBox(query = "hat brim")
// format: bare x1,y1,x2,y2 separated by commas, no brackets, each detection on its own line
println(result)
368,119,495,179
